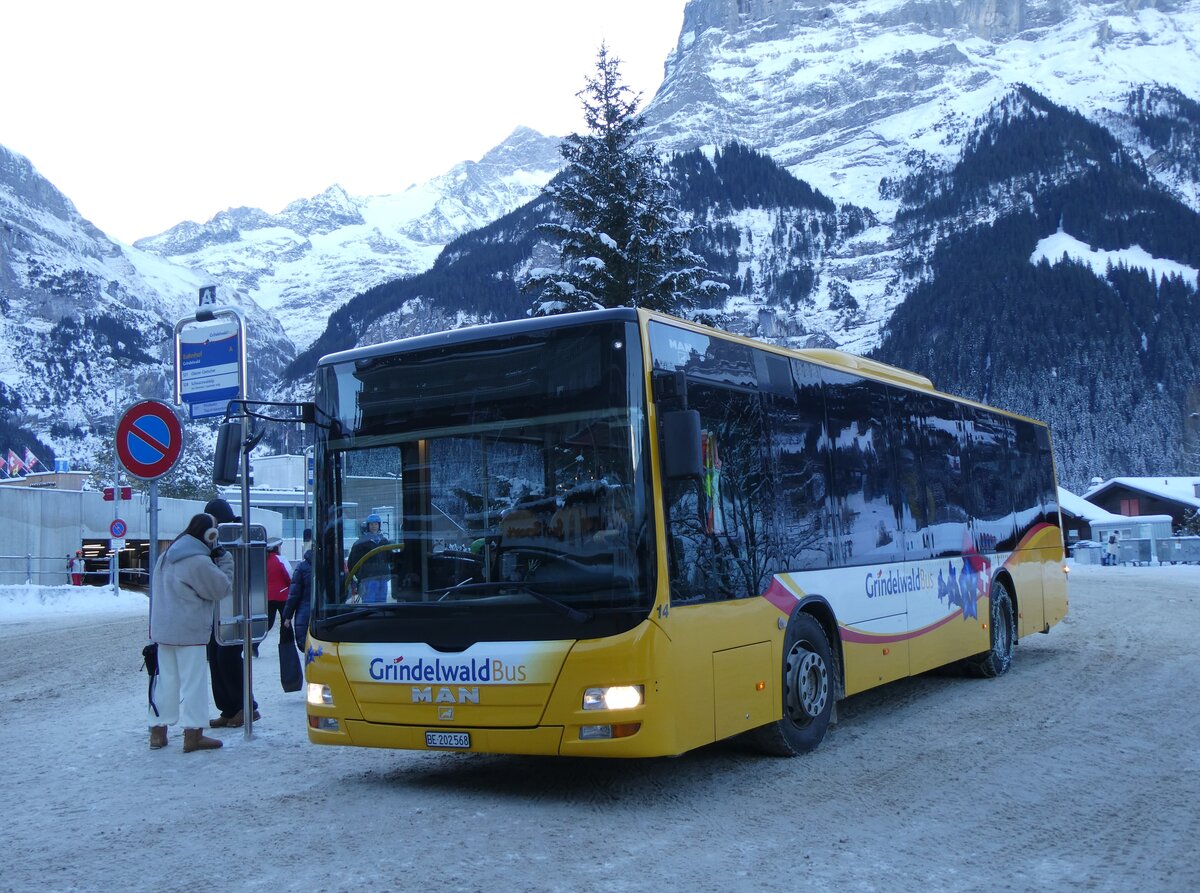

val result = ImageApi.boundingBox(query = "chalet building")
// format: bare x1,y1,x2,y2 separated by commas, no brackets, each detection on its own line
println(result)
1057,487,1124,548
1083,477,1200,531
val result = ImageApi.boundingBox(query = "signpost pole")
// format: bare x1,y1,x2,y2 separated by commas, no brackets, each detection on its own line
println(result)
112,389,120,598
241,418,254,741
113,399,185,707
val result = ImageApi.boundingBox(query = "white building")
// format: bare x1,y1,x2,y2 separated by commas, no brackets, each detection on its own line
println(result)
0,481,282,586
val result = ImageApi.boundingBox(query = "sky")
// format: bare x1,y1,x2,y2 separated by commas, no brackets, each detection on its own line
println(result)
1,0,689,244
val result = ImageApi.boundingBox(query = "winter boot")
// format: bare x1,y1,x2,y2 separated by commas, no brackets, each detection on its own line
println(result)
182,728,223,752
225,708,261,728
149,725,167,749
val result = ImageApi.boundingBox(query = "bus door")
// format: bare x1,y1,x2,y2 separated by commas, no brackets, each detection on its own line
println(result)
651,323,789,747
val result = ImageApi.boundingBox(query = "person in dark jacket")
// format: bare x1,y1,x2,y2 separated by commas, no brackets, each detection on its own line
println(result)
283,548,313,657
348,513,390,603
148,512,232,752
204,497,259,728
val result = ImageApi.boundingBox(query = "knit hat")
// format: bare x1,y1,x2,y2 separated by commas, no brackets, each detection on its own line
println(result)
204,498,240,524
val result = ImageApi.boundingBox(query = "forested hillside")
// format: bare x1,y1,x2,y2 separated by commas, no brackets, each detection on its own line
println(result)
284,143,871,380
874,87,1200,489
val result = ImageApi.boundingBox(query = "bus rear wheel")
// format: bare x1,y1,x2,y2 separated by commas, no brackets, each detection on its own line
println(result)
969,579,1016,678
750,612,834,757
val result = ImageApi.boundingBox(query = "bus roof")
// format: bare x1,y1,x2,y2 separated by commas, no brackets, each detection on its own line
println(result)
316,307,1046,429
634,309,1048,427
316,308,639,369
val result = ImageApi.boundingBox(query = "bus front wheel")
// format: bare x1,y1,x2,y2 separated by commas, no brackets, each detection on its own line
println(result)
750,612,834,757
969,579,1016,678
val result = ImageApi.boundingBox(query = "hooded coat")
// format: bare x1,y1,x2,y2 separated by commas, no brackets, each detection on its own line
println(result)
150,534,235,645
283,549,313,633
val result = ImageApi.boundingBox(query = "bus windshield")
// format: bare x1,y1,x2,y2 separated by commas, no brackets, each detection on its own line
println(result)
310,317,655,646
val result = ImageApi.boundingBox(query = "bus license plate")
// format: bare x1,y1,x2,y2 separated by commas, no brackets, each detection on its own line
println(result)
425,731,470,749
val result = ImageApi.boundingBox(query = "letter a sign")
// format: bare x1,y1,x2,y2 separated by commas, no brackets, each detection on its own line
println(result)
116,400,185,481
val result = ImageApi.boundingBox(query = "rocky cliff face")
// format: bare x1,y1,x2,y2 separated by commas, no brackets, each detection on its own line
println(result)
635,0,1200,356
646,0,1200,207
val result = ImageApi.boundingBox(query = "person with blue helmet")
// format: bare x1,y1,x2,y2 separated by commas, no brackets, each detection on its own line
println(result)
348,513,390,603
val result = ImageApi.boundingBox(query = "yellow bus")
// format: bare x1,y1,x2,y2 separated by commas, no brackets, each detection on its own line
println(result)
302,308,1067,757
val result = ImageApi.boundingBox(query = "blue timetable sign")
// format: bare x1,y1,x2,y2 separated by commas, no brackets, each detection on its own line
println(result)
179,317,242,420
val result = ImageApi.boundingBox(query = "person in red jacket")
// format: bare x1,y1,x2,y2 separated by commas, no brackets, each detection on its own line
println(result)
264,539,292,647
68,550,85,586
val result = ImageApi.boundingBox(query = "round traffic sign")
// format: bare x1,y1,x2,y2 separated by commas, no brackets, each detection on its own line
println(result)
116,400,185,480
110,518,127,538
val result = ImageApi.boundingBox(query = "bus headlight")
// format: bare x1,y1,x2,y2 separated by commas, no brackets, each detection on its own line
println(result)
307,683,333,706
583,685,643,711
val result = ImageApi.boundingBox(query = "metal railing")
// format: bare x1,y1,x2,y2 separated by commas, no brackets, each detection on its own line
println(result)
1071,538,1200,566
0,555,146,587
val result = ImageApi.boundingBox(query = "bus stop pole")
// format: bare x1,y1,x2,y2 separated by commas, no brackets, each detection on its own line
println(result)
241,411,254,741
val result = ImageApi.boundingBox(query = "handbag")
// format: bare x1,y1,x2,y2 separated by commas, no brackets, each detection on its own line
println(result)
278,632,303,692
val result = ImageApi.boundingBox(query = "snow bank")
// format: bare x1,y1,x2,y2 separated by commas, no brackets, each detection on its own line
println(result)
0,584,147,622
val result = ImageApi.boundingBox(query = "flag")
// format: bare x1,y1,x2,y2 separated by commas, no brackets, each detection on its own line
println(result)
23,448,40,472
7,450,23,477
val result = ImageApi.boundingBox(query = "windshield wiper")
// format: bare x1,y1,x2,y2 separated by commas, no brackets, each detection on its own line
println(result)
427,582,592,623
318,604,406,630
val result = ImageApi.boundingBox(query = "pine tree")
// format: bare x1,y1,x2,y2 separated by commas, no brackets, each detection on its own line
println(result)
1179,508,1200,537
523,44,725,316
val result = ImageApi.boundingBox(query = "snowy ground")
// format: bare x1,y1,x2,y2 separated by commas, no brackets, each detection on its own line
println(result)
4,563,1199,893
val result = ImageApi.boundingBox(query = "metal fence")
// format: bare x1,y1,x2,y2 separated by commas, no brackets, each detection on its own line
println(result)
0,555,146,587
1072,538,1200,566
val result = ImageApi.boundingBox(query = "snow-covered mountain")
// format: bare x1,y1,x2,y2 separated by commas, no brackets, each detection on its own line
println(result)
0,144,292,474
284,0,1200,487
647,0,1200,206
134,127,563,350
0,127,562,475
4,0,1200,486
631,0,1200,352
292,0,1200,362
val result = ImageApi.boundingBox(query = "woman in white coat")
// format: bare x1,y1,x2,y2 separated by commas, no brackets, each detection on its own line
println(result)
148,513,234,752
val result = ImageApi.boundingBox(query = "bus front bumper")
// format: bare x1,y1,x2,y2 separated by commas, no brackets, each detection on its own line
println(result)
308,717,671,757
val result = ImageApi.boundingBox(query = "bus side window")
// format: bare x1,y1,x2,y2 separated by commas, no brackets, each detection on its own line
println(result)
780,359,834,571
914,395,968,558
822,371,904,567
962,409,1017,553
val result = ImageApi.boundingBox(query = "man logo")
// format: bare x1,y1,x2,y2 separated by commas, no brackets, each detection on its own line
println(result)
412,686,480,705
438,707,454,721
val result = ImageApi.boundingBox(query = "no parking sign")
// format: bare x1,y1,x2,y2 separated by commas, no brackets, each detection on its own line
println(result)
116,400,184,480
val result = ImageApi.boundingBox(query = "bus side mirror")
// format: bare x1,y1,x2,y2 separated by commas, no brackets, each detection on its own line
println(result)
662,410,703,480
652,370,687,405
213,420,243,486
